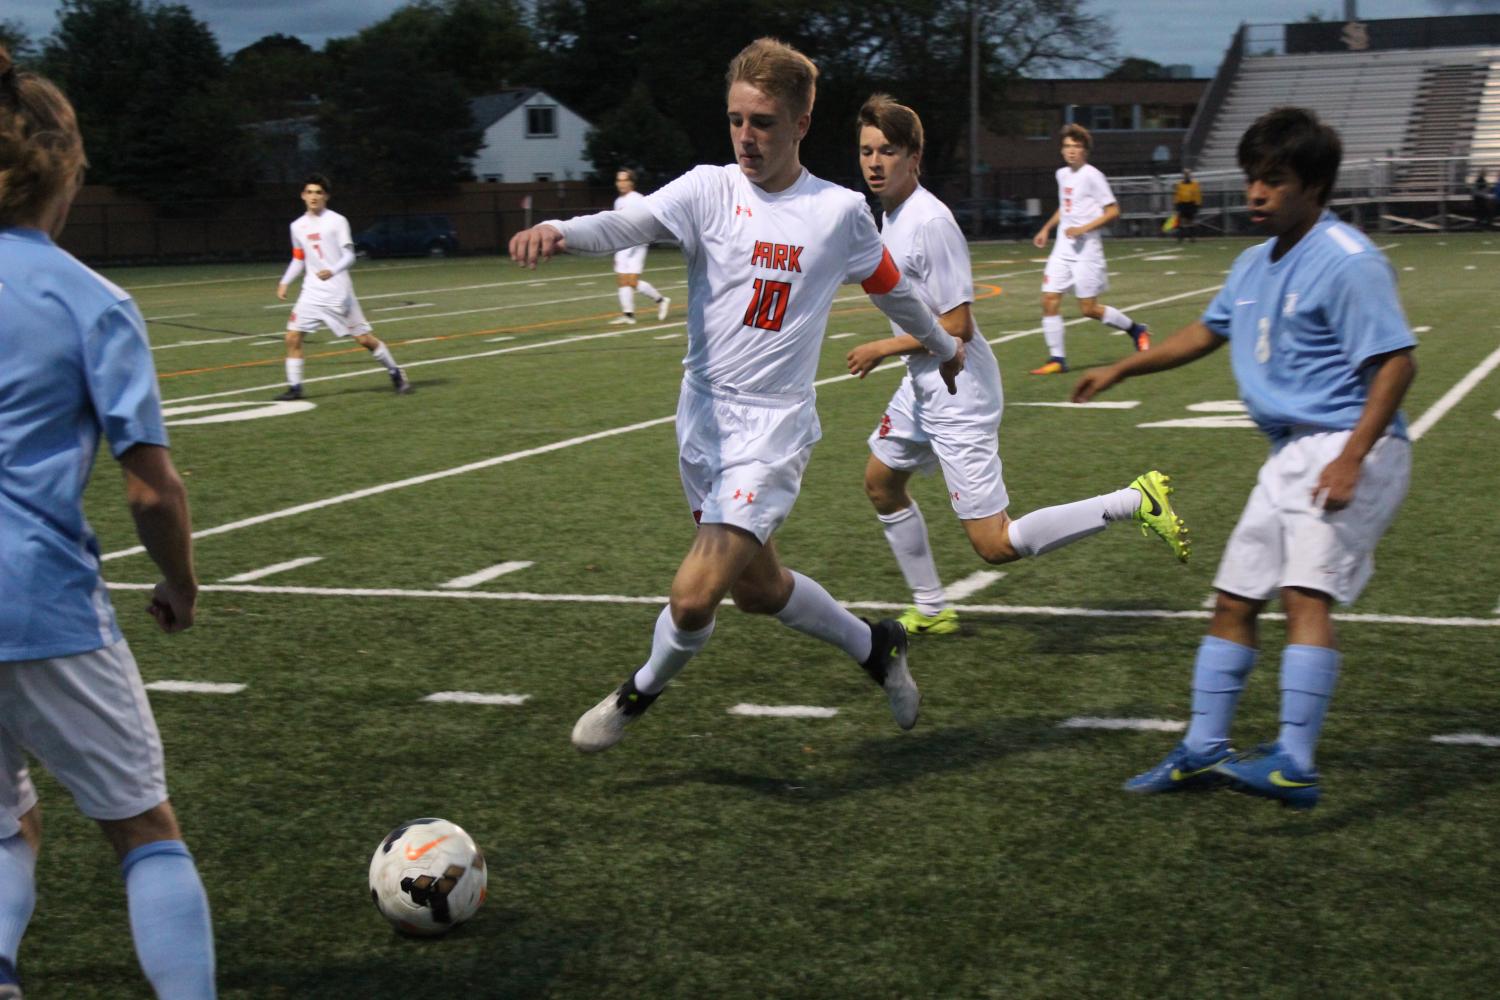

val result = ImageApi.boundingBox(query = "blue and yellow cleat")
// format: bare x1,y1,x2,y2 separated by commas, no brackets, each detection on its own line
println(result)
897,606,959,636
1214,742,1321,809
1123,741,1237,794
1131,469,1190,563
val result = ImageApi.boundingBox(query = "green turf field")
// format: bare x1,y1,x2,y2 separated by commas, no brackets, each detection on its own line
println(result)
19,234,1500,998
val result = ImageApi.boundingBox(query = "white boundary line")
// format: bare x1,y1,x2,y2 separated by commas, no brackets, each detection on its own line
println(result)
1430,733,1500,747
729,704,839,718
145,680,246,694
1059,717,1184,732
438,561,534,589
1408,341,1500,441
100,583,1500,628
422,692,531,706
220,556,322,583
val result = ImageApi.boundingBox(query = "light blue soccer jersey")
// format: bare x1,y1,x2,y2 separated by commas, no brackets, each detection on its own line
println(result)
1201,210,1416,444
0,227,167,660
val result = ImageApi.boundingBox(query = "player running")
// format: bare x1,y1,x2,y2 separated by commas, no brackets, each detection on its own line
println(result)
608,168,670,324
850,94,1189,636
510,38,967,752
1030,124,1150,374
1074,107,1418,809
274,173,411,400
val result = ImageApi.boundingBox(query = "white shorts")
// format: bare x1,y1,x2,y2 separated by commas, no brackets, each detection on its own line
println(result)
1042,242,1109,298
289,296,373,338
614,246,648,274
677,375,819,544
867,378,1008,520
0,639,168,838
1213,430,1411,606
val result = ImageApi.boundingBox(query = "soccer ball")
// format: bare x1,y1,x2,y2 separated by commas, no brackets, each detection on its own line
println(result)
368,817,487,936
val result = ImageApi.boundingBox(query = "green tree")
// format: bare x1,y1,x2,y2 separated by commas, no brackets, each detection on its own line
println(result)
584,82,696,187
1105,57,1170,81
345,0,538,97
226,33,327,121
41,0,253,203
0,19,35,63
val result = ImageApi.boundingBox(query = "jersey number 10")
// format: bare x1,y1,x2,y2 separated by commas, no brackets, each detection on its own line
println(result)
743,278,791,332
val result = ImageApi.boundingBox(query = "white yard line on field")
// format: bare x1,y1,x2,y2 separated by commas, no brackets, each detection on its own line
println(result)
943,571,1005,601
220,556,323,583
729,705,839,718
1430,733,1500,747
102,582,1500,628
1058,717,1185,732
1408,341,1500,441
438,561,534,589
145,680,246,694
422,692,531,706
986,285,1224,346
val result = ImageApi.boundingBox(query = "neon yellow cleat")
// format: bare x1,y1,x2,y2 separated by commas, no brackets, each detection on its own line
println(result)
1131,470,1190,563
897,606,960,635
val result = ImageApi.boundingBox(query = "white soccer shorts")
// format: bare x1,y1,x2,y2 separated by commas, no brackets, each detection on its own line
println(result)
0,639,169,837
288,295,373,338
867,379,1008,521
614,246,648,274
1042,242,1109,298
676,376,819,544
1213,430,1411,606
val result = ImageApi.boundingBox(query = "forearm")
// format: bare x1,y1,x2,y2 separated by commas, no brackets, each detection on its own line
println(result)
1082,205,1119,234
1105,321,1223,379
122,446,197,590
1341,351,1416,462
1040,209,1059,233
279,258,304,286
870,278,956,361
328,246,356,275
548,202,671,254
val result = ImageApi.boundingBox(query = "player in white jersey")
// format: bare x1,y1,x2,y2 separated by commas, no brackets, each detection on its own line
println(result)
608,168,670,325
849,95,1191,636
510,38,967,752
1029,124,1150,375
273,174,411,400
0,46,215,997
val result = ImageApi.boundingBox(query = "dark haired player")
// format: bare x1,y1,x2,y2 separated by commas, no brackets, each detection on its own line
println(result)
1073,107,1418,808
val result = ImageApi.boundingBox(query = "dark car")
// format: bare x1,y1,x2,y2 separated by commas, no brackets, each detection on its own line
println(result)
354,214,459,257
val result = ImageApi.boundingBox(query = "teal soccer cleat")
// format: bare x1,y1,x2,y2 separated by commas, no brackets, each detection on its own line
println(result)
1123,741,1237,794
1214,742,1321,809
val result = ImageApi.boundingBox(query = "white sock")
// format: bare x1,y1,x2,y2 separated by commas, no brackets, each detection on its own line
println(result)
0,834,36,966
877,503,945,614
617,286,635,315
636,279,663,302
775,570,872,662
1101,305,1134,331
285,357,303,386
1007,487,1137,557
632,606,714,694
370,343,399,373
1041,315,1066,359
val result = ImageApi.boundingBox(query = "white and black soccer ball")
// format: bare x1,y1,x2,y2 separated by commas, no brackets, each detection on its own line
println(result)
369,817,487,936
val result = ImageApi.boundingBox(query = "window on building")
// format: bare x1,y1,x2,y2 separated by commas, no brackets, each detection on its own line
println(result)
533,172,553,182
1140,104,1196,129
526,106,557,137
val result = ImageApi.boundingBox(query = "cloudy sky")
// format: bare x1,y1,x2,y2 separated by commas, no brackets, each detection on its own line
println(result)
4,0,1500,74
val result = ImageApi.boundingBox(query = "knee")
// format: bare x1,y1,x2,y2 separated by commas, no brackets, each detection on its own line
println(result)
730,578,789,616
972,537,1019,565
669,592,718,630
864,475,905,514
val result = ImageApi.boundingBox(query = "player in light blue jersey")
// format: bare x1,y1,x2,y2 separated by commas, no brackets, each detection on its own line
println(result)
0,47,216,996
1072,107,1417,809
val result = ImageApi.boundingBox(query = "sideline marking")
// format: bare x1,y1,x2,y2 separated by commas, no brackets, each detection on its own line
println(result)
987,285,1224,345
439,561,534,589
145,681,246,694
1430,733,1500,748
423,692,531,706
944,571,1005,601
221,556,322,583
101,582,1500,628
1059,717,1184,732
729,704,839,718
1408,341,1500,441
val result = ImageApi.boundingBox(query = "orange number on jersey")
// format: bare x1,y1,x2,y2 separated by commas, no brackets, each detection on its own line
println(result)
312,243,325,261
742,278,791,332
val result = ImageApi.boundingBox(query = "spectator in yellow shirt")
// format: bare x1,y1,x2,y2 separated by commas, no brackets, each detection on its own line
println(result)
1173,169,1202,242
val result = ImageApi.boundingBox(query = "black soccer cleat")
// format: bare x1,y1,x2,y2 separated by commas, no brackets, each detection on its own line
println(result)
860,618,919,729
274,384,304,401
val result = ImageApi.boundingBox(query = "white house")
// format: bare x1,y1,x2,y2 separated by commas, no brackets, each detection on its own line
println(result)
469,89,594,182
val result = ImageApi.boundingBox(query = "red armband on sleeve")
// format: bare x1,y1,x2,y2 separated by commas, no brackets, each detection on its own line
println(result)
292,248,305,260
860,248,901,295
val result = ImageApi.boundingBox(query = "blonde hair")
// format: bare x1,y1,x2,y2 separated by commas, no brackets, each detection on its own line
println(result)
0,45,87,228
725,37,818,119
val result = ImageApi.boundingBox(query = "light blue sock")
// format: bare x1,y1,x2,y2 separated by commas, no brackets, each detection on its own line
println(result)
122,839,216,999
1277,644,1341,771
0,833,37,967
1182,636,1258,755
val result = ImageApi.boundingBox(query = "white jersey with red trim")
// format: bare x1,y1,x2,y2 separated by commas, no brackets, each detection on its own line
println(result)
1055,163,1115,252
288,208,355,309
644,164,890,396
880,184,1001,424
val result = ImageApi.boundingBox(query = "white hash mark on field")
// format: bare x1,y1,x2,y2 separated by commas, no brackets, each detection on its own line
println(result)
145,681,246,694
1409,342,1500,441
728,704,839,718
944,571,1005,601
1058,717,1185,732
422,692,531,706
438,561,534,589
1430,733,1500,748
220,556,322,583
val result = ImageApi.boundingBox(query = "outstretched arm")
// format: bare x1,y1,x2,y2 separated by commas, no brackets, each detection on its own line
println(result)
509,200,671,268
847,303,972,377
1071,320,1223,402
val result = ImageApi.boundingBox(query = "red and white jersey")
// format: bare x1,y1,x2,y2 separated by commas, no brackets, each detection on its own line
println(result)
1055,163,1116,250
644,164,892,396
880,185,1001,423
288,208,355,309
